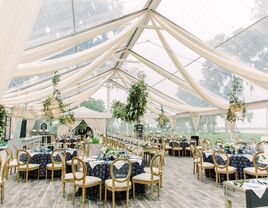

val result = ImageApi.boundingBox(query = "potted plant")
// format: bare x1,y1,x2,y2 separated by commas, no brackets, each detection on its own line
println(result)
112,73,148,139
226,77,246,123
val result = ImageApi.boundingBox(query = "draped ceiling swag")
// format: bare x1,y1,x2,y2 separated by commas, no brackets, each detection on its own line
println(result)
2,0,268,117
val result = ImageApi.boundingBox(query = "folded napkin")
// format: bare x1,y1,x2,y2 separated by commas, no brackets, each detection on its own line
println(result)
88,160,105,169
243,183,267,198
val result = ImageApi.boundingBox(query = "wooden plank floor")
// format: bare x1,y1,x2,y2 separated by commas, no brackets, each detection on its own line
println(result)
2,156,238,208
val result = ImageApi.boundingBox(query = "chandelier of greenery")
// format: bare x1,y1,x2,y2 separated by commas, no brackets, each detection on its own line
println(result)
112,72,148,124
157,105,169,129
0,105,6,141
226,76,247,123
42,73,75,125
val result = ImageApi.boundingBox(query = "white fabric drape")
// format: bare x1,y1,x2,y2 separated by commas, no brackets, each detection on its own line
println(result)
15,14,145,77
153,19,229,109
26,119,36,136
84,119,105,134
21,11,145,63
0,43,121,105
152,13,268,85
71,120,82,131
192,115,200,133
0,0,43,99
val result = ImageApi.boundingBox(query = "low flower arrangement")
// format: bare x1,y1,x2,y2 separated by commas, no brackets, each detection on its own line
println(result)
223,143,236,154
99,146,119,160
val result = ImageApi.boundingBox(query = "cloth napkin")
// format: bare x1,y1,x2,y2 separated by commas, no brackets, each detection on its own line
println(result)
243,183,267,198
88,160,105,169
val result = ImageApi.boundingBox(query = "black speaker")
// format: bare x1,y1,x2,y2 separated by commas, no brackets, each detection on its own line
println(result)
20,119,27,138
191,135,199,145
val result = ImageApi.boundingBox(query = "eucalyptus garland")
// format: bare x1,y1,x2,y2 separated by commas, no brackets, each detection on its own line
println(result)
0,105,6,140
42,73,75,125
157,106,169,129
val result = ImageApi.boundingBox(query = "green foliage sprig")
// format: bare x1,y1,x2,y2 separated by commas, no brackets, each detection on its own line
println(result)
226,77,247,122
157,106,169,129
111,73,148,124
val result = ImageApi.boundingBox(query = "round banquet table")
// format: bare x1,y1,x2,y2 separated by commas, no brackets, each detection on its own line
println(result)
20,148,77,178
78,156,145,200
203,152,253,179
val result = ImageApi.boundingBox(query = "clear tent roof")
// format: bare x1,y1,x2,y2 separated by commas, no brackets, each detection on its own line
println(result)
6,0,268,116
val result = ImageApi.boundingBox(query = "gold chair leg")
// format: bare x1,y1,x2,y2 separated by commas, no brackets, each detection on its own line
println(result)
38,169,40,180
227,173,229,182
51,170,54,181
104,187,107,202
1,185,3,204
216,172,218,187
235,172,238,180
82,187,85,208
17,171,20,182
72,185,75,205
62,181,65,197
26,171,28,182
112,190,115,208
99,184,102,202
193,162,195,174
157,181,160,198
244,173,246,180
45,169,47,179
126,189,129,208
200,168,202,181
160,174,163,188
133,182,135,198
150,183,154,200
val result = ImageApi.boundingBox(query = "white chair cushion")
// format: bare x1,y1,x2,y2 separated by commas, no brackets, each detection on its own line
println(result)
196,146,202,150
66,160,79,166
185,147,191,150
75,176,102,186
172,147,182,150
105,179,131,188
9,159,18,167
216,166,236,174
198,162,214,169
64,172,83,181
132,173,159,182
19,163,40,170
244,167,268,176
46,163,63,169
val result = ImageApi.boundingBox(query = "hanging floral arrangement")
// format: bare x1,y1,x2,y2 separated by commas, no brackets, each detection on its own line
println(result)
226,76,247,123
42,73,75,125
157,105,169,129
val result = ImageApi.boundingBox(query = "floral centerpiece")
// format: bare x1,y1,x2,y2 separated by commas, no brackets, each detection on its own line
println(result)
261,135,268,157
223,143,236,154
99,146,119,160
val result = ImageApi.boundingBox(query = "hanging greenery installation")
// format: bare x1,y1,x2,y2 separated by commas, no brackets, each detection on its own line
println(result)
157,106,169,129
42,73,75,125
226,76,246,122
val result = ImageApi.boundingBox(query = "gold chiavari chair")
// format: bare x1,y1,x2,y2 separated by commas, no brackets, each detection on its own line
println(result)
201,139,211,151
105,158,132,208
212,150,237,187
132,154,161,200
4,148,17,179
0,155,10,204
72,157,102,208
196,148,214,181
215,138,224,147
66,147,85,167
171,141,183,157
190,144,199,174
16,149,40,182
145,147,164,188
243,152,268,179
255,141,263,153
46,148,66,181
59,154,82,197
